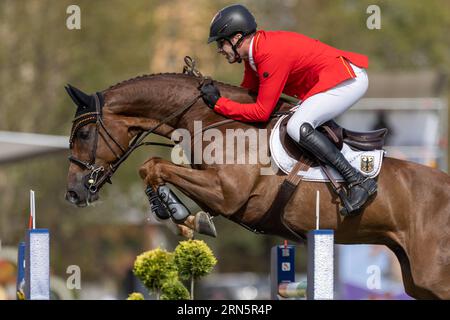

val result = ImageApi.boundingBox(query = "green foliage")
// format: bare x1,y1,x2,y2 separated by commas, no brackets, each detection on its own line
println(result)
132,241,217,300
174,240,217,280
127,292,144,300
133,248,178,294
160,278,191,300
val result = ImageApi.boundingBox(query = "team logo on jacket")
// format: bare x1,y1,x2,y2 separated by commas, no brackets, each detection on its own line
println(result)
360,155,374,173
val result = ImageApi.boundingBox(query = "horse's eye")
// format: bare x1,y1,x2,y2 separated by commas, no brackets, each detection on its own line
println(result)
78,130,90,140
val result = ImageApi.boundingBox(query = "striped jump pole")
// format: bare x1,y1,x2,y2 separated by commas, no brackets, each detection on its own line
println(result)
16,190,50,300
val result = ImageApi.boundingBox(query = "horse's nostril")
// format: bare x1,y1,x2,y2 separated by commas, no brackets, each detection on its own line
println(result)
66,190,79,204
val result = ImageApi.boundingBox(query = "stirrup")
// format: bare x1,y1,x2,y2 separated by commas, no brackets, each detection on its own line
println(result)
340,194,377,216
340,201,361,217
335,189,357,216
347,176,370,190
340,179,377,216
317,164,362,217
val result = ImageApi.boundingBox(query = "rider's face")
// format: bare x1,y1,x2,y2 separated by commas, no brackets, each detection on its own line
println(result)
216,35,241,64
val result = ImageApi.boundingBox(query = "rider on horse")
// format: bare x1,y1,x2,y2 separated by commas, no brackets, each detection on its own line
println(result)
201,4,377,215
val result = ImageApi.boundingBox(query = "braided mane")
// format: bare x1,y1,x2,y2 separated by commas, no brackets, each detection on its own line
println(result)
105,72,243,92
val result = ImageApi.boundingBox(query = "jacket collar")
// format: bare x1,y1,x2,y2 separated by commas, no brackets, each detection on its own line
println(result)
248,34,257,72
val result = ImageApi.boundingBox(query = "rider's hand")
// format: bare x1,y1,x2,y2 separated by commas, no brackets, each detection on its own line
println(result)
200,83,221,109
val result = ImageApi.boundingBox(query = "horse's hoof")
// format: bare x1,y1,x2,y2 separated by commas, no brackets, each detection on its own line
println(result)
194,211,217,238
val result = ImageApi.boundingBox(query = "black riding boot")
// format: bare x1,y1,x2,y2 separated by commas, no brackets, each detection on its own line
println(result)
298,123,377,215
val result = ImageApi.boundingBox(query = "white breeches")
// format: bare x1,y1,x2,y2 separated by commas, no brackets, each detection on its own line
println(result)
286,63,368,142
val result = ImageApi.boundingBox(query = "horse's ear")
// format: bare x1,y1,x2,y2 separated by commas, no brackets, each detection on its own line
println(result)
65,84,93,109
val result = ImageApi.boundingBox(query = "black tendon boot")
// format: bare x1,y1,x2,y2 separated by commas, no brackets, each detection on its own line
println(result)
145,186,171,220
298,123,377,215
157,185,217,237
157,185,191,223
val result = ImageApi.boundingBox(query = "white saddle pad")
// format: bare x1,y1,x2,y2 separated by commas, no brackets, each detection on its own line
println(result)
269,115,385,182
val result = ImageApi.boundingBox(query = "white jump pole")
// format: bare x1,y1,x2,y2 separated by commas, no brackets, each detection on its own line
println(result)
306,190,334,300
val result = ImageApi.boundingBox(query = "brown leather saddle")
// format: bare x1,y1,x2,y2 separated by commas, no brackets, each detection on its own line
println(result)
246,115,388,240
279,114,388,164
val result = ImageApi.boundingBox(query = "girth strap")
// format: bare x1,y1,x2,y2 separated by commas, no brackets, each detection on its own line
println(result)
246,156,313,242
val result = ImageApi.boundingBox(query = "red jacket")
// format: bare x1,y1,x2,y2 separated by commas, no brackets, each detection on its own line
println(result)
214,30,368,122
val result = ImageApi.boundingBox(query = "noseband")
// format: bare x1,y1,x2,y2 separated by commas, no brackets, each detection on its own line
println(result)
69,88,204,194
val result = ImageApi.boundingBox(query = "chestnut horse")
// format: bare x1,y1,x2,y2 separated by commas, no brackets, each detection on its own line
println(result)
65,73,450,299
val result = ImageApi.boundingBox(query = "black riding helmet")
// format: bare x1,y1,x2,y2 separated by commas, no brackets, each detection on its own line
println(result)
207,4,257,44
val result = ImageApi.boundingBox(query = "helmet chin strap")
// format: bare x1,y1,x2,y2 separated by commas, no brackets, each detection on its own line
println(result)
228,34,245,63
231,43,242,63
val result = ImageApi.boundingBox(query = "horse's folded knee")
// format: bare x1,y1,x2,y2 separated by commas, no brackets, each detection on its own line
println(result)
138,166,148,179
143,157,163,166
139,158,165,183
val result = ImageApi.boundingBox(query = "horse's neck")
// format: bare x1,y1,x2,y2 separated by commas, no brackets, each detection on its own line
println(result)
107,76,206,137
108,75,276,141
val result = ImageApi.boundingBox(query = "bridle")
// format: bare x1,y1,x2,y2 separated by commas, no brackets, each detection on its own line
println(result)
69,81,204,194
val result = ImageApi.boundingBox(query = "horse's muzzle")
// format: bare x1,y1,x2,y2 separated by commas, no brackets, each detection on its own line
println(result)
65,187,99,207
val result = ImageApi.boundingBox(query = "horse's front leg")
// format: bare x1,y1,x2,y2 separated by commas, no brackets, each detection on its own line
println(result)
139,157,259,234
139,158,228,238
142,178,213,237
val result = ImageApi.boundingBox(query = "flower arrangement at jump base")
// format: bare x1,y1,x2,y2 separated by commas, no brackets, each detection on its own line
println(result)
128,239,217,300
